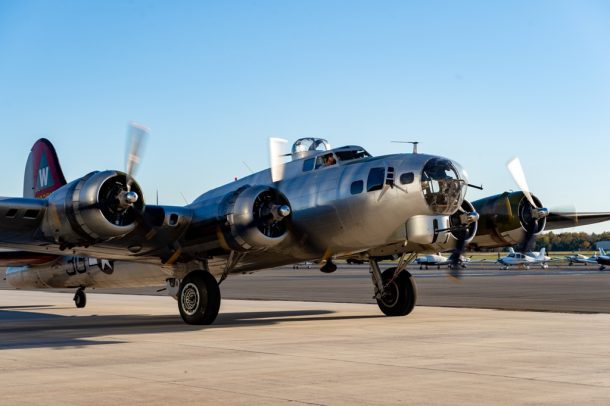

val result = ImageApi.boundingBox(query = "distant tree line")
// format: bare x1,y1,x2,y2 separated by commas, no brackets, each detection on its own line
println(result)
533,232,610,252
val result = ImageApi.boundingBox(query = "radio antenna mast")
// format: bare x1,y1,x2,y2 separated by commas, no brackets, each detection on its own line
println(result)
391,141,419,154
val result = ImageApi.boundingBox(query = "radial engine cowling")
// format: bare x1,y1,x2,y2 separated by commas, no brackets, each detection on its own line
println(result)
470,191,546,249
42,170,145,246
449,199,478,245
220,185,291,251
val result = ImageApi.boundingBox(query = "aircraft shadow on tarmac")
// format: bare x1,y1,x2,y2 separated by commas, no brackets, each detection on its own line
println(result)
0,306,383,350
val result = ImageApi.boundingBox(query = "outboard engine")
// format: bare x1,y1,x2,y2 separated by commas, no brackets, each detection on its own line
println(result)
41,170,145,246
470,191,548,249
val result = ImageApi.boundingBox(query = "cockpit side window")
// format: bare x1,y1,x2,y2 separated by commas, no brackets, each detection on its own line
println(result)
303,158,315,172
367,167,385,192
315,153,337,169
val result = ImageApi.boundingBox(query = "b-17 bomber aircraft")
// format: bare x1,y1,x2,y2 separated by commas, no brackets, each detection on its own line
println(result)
1,125,610,325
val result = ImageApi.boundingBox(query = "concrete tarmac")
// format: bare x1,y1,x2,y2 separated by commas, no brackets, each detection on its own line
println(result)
2,290,610,405
10,264,606,313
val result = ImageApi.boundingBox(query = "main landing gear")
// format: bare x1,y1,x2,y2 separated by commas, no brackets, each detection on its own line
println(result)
177,271,221,325
369,256,417,316
73,287,86,308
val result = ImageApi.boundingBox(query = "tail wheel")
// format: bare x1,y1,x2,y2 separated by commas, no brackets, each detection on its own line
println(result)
74,288,86,308
376,267,417,316
178,271,221,325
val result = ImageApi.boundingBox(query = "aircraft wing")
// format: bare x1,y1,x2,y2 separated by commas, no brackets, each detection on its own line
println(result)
466,258,488,263
545,212,610,231
0,195,196,264
0,197,48,244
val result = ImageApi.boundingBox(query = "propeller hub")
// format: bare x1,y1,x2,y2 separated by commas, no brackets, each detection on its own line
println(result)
277,205,291,218
531,207,549,220
125,191,139,204
459,211,479,225
118,190,139,209
268,204,291,221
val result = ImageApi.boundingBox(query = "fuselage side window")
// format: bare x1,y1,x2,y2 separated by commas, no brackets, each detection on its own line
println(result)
303,158,315,172
367,167,385,192
400,172,414,185
350,180,364,195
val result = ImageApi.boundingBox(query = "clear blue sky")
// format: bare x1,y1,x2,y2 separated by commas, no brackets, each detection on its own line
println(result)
1,1,610,233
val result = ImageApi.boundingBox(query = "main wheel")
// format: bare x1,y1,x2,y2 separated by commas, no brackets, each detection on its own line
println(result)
74,288,86,308
178,271,221,325
376,267,417,316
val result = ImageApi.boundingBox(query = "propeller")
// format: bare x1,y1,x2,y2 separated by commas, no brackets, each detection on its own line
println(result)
448,206,479,278
113,123,149,225
506,157,549,252
269,137,288,182
125,122,148,191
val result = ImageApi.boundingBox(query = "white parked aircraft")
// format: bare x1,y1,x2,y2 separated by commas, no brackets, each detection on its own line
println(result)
565,252,598,266
413,253,484,270
497,247,552,270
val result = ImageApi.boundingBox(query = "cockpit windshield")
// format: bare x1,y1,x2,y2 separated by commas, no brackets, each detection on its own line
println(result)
421,158,464,214
335,148,371,162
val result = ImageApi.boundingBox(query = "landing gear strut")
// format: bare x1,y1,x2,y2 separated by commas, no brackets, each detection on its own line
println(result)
73,287,86,308
178,271,221,325
369,256,417,317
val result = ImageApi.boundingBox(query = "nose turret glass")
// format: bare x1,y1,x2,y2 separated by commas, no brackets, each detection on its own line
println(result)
420,158,465,215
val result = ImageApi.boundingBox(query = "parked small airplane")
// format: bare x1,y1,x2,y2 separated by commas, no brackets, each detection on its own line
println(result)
596,248,610,271
412,253,486,270
565,252,598,266
413,253,457,270
497,247,552,270
292,261,313,269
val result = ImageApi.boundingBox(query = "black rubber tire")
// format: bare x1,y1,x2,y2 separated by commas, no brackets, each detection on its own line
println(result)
74,289,86,309
178,271,221,325
376,268,417,317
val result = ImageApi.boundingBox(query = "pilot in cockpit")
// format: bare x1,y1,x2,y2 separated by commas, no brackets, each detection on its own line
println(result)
324,154,336,166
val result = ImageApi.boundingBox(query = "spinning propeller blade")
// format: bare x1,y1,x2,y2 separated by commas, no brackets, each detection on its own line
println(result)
506,157,548,252
125,123,149,191
507,157,536,208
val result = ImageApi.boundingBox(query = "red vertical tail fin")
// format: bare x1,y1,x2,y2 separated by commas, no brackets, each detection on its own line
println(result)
23,138,67,198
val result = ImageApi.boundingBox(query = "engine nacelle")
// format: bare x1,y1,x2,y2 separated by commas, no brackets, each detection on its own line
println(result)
404,199,478,253
219,185,291,251
41,170,145,246
449,199,478,245
470,191,546,249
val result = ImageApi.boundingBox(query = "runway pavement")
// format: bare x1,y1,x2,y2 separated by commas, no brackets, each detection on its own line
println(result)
3,264,610,404
2,290,610,405
5,263,606,314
